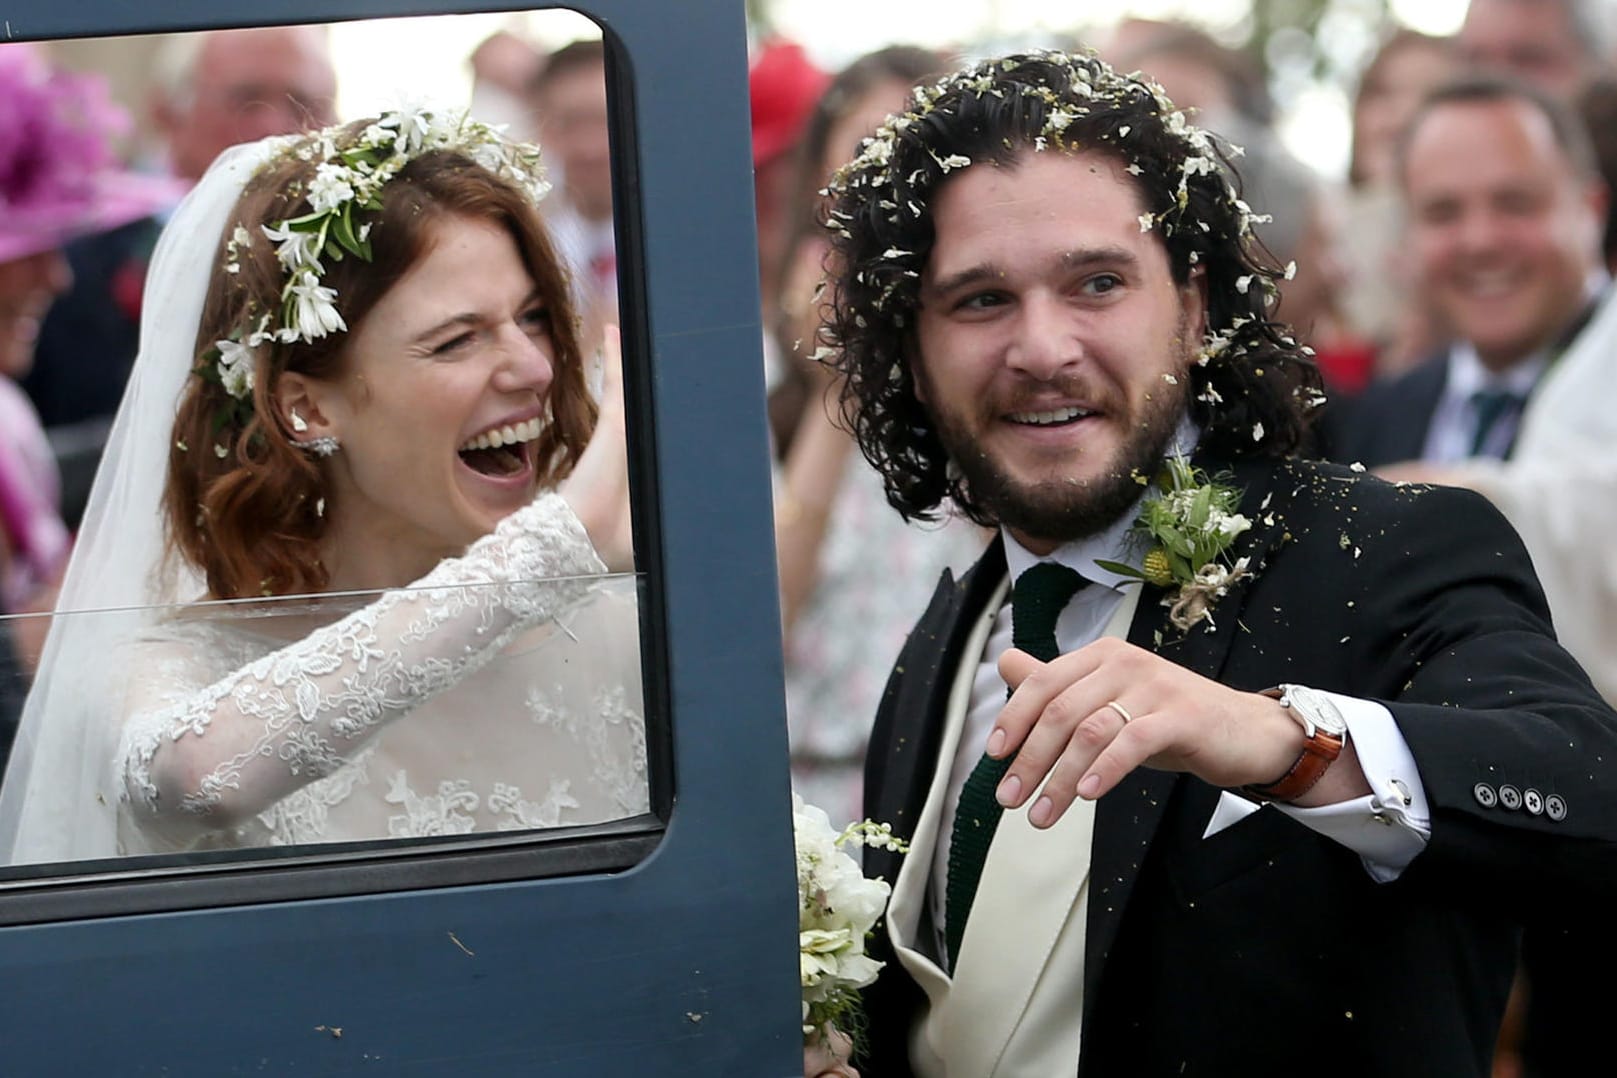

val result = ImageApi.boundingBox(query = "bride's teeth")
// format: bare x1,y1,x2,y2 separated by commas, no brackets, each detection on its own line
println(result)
460,419,542,453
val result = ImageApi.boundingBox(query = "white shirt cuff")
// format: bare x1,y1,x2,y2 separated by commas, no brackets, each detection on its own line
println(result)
1202,691,1430,882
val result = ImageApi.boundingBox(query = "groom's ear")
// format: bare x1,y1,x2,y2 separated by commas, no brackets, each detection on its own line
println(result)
272,372,339,443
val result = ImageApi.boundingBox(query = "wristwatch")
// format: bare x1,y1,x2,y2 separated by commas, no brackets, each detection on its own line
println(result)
1243,684,1347,802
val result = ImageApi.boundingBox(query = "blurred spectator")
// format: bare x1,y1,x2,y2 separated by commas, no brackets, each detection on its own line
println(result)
1107,18,1273,126
0,45,177,762
1332,77,1605,470
150,26,337,185
768,46,983,823
1458,0,1610,104
1340,30,1456,379
469,28,545,142
1350,31,1458,188
22,27,336,527
528,40,617,335
750,39,828,332
768,44,930,450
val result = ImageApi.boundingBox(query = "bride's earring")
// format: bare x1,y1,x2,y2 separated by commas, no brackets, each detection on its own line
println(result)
294,435,340,458
287,408,338,456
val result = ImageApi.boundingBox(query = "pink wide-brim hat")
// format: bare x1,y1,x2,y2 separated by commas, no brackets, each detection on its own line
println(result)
0,44,187,264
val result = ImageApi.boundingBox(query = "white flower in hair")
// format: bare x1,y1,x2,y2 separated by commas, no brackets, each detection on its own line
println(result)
382,105,433,154
289,275,346,339
307,162,357,214
472,141,507,174
262,222,326,274
215,339,256,399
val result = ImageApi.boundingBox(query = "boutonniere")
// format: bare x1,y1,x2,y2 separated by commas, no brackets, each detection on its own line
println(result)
1096,455,1252,632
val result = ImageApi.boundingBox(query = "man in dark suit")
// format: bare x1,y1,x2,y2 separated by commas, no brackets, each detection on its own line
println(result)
811,52,1617,1077
1329,76,1606,470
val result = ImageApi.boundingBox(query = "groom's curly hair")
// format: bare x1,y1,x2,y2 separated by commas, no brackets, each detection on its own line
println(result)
819,50,1324,526
167,121,595,599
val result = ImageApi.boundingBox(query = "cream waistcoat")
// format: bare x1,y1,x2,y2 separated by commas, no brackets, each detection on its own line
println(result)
887,580,1141,1077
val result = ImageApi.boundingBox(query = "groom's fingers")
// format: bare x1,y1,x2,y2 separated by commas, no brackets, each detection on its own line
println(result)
991,645,1104,757
996,647,1044,694
992,644,1132,813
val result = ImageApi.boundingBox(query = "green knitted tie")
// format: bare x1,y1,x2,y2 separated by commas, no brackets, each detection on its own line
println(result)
944,561,1086,971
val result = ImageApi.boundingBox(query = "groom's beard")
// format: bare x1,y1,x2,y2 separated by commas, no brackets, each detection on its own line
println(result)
926,365,1190,546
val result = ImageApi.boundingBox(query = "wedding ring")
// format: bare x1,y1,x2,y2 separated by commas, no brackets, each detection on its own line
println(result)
1105,700,1133,724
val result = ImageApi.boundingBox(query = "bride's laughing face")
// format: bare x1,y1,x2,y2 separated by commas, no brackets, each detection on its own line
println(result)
304,213,557,584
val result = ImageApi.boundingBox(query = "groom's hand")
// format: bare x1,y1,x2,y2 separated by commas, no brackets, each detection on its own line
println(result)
989,639,1337,828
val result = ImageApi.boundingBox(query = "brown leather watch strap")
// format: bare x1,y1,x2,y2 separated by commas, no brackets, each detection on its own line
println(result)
1244,733,1345,802
1243,688,1346,802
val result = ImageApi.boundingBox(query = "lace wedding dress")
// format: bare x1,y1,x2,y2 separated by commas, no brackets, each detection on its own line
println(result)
112,493,648,854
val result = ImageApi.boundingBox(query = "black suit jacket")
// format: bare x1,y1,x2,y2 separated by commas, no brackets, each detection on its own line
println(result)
1322,350,1449,468
860,456,1617,1077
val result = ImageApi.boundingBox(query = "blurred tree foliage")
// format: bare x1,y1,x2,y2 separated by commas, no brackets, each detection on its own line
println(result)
747,0,776,36
1247,0,1395,81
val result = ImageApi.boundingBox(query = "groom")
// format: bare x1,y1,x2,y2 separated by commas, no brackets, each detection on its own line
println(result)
816,52,1617,1076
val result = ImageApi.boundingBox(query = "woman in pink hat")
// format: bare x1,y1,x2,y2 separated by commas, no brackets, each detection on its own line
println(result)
0,45,180,664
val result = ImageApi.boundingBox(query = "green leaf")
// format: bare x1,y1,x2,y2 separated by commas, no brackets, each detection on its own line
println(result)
1160,526,1195,558
1188,485,1213,529
1166,549,1192,581
332,203,365,258
1094,559,1147,580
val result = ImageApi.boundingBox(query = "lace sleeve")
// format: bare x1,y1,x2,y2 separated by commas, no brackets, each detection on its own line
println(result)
117,493,608,844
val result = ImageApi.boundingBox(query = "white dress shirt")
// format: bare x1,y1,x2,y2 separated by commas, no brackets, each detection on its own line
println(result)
929,479,1433,948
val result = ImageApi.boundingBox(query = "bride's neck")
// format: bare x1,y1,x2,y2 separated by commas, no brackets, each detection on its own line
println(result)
319,518,458,594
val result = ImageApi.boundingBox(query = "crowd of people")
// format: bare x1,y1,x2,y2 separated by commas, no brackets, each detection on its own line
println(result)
2,2,1616,1075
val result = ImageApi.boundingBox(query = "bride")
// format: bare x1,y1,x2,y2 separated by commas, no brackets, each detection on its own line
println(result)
0,109,647,863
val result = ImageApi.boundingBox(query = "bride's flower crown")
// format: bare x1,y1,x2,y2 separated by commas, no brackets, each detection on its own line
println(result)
195,107,550,414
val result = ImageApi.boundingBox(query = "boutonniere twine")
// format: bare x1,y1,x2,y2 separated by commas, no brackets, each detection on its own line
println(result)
1097,455,1252,632
794,794,906,1046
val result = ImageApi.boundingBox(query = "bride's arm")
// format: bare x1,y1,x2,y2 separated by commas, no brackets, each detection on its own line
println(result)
119,491,610,840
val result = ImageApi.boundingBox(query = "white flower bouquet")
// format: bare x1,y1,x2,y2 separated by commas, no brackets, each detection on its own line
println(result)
794,794,906,1041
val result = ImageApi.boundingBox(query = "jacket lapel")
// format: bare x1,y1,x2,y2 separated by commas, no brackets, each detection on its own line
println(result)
864,537,1005,887
1082,454,1292,1019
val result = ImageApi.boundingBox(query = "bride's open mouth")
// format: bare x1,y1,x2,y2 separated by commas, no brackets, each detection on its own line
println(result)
457,416,540,480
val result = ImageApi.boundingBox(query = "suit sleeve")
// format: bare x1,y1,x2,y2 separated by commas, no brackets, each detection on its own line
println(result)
1346,481,1617,900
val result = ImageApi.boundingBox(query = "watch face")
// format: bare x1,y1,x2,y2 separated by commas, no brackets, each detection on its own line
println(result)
1284,684,1348,737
